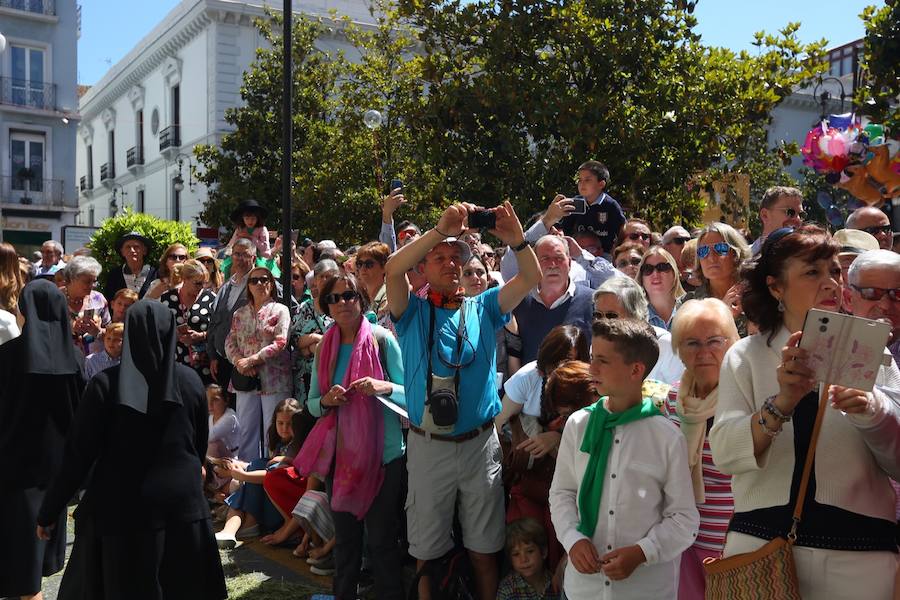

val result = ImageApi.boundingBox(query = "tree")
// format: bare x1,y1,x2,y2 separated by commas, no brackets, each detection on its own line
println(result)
397,0,827,228
856,2,900,134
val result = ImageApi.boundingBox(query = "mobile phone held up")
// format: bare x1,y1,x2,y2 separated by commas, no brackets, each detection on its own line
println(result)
390,179,403,192
569,195,587,215
469,209,496,230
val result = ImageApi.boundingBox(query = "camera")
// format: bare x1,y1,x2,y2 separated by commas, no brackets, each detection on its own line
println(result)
569,195,587,215
469,209,496,229
390,178,403,192
423,374,458,433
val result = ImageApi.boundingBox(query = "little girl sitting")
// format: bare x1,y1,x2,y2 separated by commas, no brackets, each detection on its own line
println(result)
227,199,271,259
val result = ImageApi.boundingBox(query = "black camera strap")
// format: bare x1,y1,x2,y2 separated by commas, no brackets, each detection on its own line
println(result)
426,300,467,399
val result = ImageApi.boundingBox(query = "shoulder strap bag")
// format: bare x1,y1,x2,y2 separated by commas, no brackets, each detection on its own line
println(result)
703,385,829,600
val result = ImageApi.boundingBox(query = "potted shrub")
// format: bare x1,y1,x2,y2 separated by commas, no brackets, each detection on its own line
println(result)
17,167,35,204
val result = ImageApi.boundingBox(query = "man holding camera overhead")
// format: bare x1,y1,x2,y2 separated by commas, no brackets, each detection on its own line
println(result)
385,201,540,600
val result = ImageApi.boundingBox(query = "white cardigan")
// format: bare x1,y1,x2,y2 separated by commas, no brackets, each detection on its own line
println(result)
709,326,900,522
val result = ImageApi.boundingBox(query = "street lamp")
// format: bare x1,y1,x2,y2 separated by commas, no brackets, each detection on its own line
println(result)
172,153,195,192
110,184,127,217
813,76,847,120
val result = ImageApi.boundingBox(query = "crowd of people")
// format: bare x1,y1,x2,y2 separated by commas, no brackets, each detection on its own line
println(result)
1,160,900,600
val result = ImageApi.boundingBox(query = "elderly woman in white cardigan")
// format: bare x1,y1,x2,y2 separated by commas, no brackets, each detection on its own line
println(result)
709,225,900,600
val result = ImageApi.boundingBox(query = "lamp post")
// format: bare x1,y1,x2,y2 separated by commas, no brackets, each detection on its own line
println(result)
173,153,196,193
280,0,293,308
813,76,847,120
109,184,127,217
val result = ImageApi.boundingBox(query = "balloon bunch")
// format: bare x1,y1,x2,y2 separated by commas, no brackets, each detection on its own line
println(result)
801,114,900,207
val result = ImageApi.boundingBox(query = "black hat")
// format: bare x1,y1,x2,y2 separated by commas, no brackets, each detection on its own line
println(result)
115,231,152,255
230,199,268,224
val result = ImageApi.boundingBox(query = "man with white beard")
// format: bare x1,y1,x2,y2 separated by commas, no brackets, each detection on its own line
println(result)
513,235,595,363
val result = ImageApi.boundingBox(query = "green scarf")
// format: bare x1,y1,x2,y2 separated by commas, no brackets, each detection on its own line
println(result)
577,397,661,538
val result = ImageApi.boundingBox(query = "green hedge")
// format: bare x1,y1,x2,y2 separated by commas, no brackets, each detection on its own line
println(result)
89,209,199,289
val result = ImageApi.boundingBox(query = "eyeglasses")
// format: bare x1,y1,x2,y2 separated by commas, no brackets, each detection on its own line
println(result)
861,225,893,236
291,273,303,281
593,311,620,320
615,257,642,269
628,232,651,242
681,336,728,353
168,254,188,261
640,262,674,277
324,290,359,305
851,285,900,302
356,259,380,270
772,207,807,220
232,252,252,260
697,242,731,259
248,276,272,286
198,257,215,264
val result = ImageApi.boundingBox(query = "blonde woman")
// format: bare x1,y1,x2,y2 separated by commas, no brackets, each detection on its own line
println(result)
145,243,189,299
160,259,217,385
196,247,225,292
636,246,685,331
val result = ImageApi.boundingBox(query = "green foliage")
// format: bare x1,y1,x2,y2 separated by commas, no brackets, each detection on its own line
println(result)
197,0,827,238
856,3,900,134
89,208,199,288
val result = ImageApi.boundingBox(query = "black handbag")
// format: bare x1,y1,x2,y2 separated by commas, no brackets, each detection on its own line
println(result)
230,370,260,392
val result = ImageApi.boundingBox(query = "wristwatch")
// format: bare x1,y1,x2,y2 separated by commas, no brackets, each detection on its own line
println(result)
511,239,529,252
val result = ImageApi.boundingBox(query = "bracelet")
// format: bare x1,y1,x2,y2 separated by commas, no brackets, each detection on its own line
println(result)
757,411,782,437
511,239,529,252
763,396,792,422
433,226,452,238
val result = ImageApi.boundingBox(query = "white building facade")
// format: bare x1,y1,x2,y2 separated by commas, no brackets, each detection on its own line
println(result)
76,0,374,230
0,0,80,255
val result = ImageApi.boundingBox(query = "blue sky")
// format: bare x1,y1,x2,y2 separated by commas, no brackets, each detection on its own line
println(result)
76,0,882,85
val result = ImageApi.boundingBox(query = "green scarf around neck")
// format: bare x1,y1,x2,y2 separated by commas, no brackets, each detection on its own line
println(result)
577,397,661,538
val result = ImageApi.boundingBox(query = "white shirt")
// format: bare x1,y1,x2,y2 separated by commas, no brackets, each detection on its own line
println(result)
208,408,241,458
550,406,699,600
529,277,578,310
0,309,20,346
647,326,684,385
504,360,543,417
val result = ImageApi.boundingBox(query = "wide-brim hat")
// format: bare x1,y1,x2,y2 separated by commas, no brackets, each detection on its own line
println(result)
834,228,879,256
230,199,268,223
115,231,152,255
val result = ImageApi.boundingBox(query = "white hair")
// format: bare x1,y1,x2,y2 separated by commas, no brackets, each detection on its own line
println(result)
593,276,649,321
534,234,569,257
232,237,256,255
42,240,64,255
847,249,900,286
65,256,102,281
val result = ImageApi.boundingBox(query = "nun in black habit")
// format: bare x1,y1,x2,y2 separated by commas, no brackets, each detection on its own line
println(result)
0,280,84,599
37,299,226,600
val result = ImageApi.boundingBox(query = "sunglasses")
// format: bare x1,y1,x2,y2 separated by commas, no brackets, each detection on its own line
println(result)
248,276,272,285
851,285,900,302
324,290,359,305
640,262,674,277
772,207,808,220
593,311,620,320
697,242,731,259
861,225,893,236
168,254,188,261
198,257,215,264
628,232,651,241
615,257,642,269
356,259,379,270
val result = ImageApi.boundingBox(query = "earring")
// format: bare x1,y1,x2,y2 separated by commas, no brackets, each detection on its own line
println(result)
777,298,785,312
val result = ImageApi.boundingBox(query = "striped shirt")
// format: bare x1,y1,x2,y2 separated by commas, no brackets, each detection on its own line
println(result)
664,386,733,552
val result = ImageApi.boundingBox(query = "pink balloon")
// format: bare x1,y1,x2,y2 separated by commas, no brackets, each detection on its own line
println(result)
827,135,847,156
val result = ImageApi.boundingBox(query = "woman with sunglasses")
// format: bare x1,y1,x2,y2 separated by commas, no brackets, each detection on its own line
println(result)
709,225,900,599
161,259,217,385
225,266,291,461
291,259,339,406
195,247,224,293
355,241,390,321
300,273,406,599
612,241,645,279
679,222,751,336
636,246,685,331
145,243,190,300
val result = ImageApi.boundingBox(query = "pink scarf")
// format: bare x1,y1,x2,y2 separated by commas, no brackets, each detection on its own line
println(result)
294,315,385,519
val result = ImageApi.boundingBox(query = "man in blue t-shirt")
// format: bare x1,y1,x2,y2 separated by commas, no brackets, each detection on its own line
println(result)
386,201,540,600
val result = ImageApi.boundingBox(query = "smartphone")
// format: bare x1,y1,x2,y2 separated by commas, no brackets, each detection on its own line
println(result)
799,308,891,391
469,209,496,229
82,308,95,320
291,229,299,243
390,179,403,192
569,195,587,215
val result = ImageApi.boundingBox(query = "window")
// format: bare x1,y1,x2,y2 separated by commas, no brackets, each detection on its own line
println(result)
89,206,95,227
136,109,144,161
86,144,93,188
172,85,180,130
10,45,45,108
10,132,45,200
137,189,145,213
108,129,115,176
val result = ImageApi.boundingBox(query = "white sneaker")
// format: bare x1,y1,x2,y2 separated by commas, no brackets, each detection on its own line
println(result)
215,531,237,549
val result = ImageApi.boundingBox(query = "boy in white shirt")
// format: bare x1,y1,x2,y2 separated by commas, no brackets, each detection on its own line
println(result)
549,318,698,599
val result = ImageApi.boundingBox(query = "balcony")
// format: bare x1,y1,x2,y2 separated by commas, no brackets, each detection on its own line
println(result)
0,77,57,112
0,0,55,16
159,125,180,158
99,163,115,188
126,146,144,173
1,175,68,209
79,175,93,196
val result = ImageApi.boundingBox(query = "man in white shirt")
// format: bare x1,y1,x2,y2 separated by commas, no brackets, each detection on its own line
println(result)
32,240,65,278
